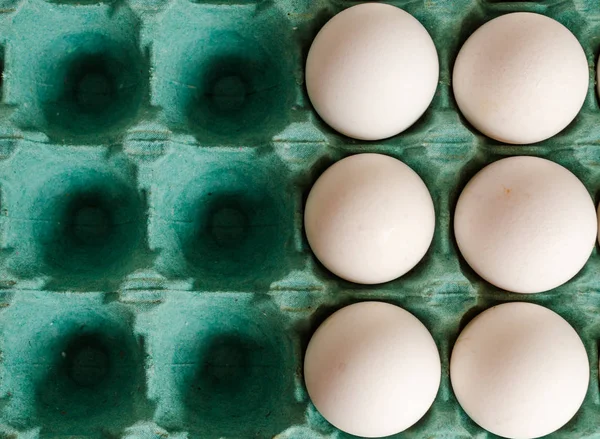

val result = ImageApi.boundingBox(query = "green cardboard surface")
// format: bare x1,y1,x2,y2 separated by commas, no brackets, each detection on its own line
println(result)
0,0,598,437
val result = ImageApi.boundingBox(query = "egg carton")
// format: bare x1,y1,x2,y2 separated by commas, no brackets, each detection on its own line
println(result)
0,0,599,437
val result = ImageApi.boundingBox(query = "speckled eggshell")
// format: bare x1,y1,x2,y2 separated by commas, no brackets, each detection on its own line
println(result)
454,156,596,293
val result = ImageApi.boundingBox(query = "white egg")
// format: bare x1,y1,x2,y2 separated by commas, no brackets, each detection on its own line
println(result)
453,12,588,144
304,302,441,438
454,156,596,293
451,302,589,439
598,202,600,245
305,3,439,140
304,153,435,284
597,53,600,110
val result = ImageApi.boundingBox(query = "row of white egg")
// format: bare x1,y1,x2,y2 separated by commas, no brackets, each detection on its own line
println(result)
306,3,591,144
305,153,597,293
304,300,588,439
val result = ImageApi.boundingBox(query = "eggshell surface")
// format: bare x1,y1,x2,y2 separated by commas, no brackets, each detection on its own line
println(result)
453,12,588,144
305,3,439,140
304,302,441,437
304,153,435,284
597,202,600,245
451,302,589,439
454,156,596,293
597,53,600,115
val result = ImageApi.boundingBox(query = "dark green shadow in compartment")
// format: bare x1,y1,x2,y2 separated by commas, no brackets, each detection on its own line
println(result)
181,188,287,286
36,329,140,431
7,164,148,290
38,33,146,143
181,326,293,437
186,332,277,422
41,175,146,289
0,296,152,436
183,43,291,141
153,5,295,144
0,46,5,103
147,296,300,437
151,148,296,290
8,0,148,145
63,335,110,387
45,0,116,6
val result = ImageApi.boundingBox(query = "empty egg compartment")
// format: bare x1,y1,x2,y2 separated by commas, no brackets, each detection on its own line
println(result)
143,143,300,290
6,0,149,144
0,22,20,156
149,0,298,145
0,291,153,437
0,144,150,291
137,292,305,438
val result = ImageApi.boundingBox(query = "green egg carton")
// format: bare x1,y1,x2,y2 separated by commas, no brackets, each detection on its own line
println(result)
0,0,598,437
